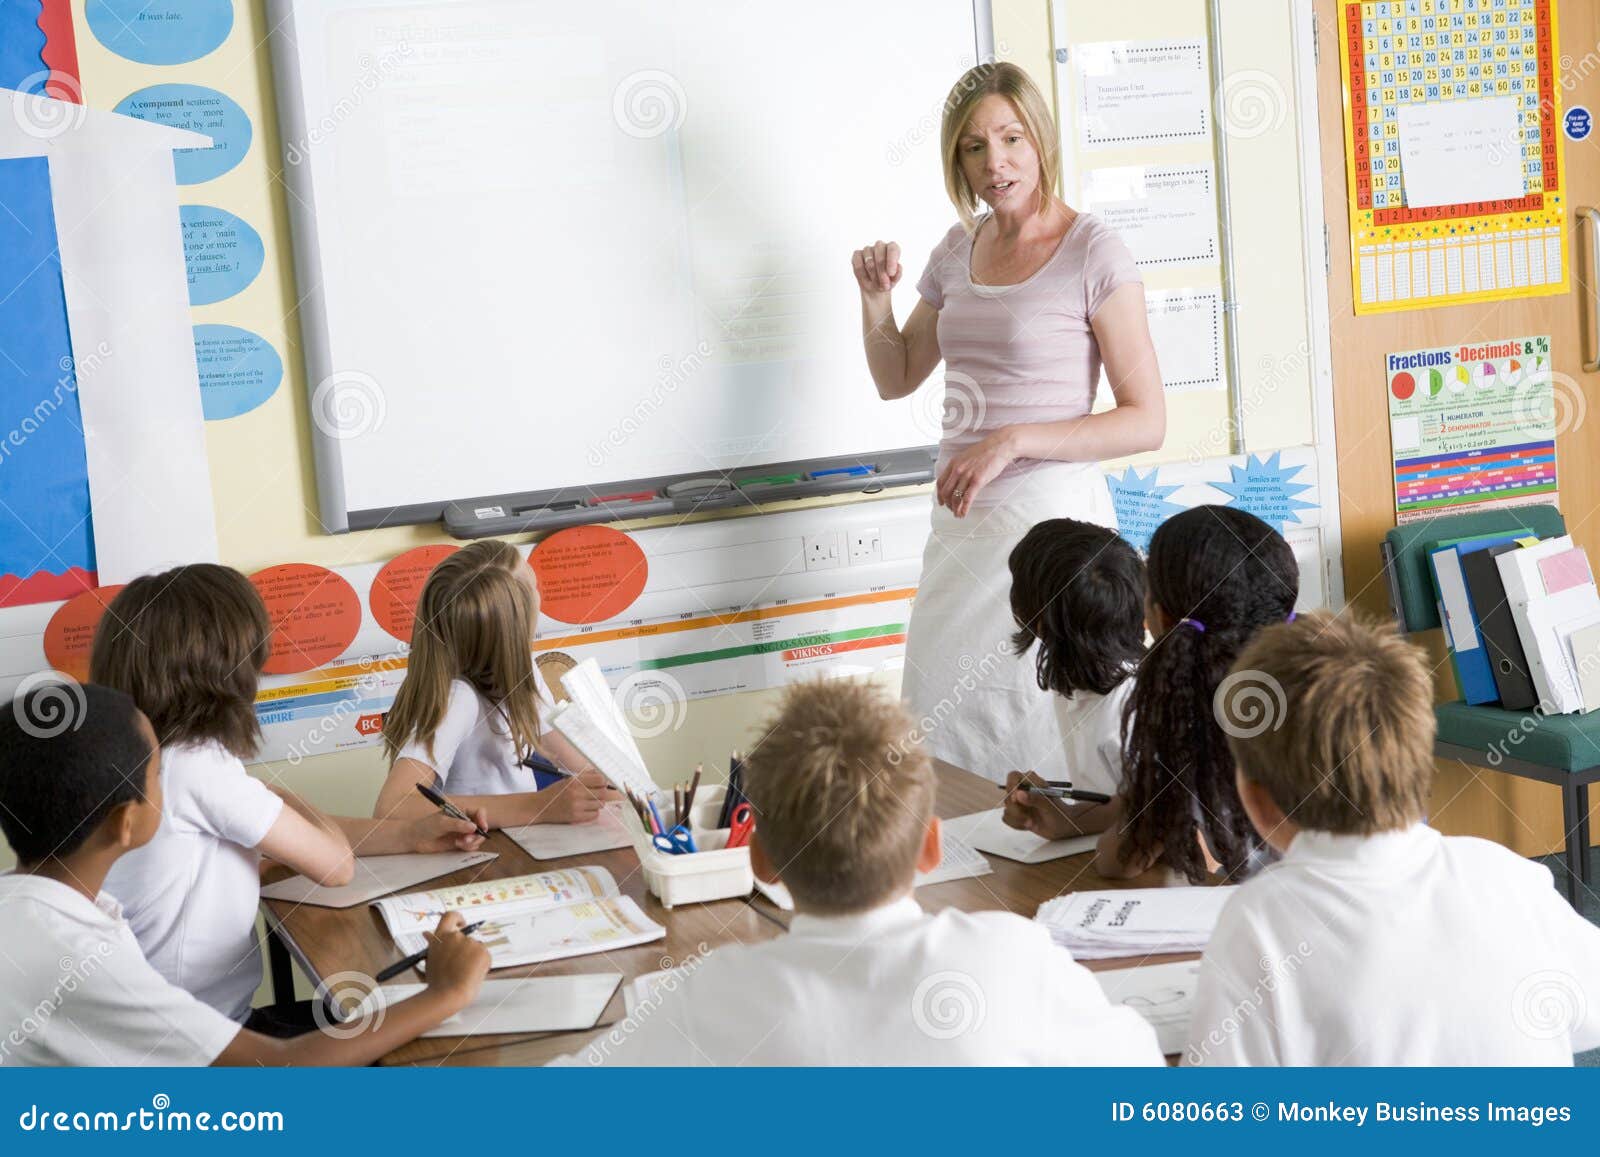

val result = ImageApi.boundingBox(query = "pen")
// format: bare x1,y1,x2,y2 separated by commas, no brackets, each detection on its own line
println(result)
415,782,490,838
999,781,1113,805
375,920,485,983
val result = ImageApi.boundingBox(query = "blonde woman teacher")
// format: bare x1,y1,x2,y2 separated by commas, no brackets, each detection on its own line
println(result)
851,62,1165,783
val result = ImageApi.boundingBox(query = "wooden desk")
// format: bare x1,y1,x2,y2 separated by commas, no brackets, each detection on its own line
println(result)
262,764,1193,1066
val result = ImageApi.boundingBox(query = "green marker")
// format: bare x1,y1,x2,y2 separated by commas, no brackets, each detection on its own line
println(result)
742,473,803,487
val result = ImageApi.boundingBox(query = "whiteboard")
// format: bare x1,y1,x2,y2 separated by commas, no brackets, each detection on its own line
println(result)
268,0,989,530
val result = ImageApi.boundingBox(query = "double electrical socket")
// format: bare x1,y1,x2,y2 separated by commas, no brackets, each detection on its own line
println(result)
802,527,881,571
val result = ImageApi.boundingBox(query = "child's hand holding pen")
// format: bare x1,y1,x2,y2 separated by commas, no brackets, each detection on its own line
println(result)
416,912,491,1006
1001,771,1106,840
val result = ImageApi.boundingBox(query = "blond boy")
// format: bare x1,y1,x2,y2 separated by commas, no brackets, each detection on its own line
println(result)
577,680,1162,1066
1188,613,1600,1065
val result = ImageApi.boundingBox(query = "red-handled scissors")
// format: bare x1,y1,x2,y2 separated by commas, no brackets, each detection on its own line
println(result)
725,802,754,849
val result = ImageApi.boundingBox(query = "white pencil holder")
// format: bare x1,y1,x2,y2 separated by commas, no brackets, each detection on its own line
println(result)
630,785,754,909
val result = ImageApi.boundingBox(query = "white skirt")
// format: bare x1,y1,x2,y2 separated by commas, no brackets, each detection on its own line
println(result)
900,463,1119,783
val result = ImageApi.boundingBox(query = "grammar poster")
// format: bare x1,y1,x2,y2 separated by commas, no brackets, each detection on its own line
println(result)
1386,335,1558,522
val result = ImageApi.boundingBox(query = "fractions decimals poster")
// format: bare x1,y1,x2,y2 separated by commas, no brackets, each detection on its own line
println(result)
1386,334,1557,520
1339,0,1568,313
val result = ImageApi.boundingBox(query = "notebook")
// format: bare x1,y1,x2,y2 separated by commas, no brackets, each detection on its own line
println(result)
373,866,664,970
943,808,1098,864
351,974,623,1036
1035,886,1235,959
259,850,498,909
1094,960,1201,1056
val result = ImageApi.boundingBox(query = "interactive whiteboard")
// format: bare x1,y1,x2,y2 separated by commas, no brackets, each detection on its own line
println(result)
269,0,990,530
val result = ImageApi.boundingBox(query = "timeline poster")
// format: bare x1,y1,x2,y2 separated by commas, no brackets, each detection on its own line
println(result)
1386,334,1558,522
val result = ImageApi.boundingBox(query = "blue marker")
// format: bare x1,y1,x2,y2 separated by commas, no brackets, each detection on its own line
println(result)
807,465,873,480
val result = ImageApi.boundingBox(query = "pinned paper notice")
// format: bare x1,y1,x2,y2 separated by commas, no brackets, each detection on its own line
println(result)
1397,96,1526,209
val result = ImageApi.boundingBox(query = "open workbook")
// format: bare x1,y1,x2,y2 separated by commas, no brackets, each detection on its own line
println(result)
373,866,665,970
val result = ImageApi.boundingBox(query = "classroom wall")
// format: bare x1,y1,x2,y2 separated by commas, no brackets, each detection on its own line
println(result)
2,0,1344,872
1315,0,1600,857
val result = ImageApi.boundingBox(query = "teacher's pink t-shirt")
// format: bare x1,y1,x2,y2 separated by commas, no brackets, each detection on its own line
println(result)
915,212,1141,503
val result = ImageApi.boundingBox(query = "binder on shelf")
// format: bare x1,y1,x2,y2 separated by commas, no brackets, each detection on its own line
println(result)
1425,530,1531,705
1461,543,1539,711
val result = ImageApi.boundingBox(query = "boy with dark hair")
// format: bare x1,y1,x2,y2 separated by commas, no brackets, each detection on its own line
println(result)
0,682,488,1067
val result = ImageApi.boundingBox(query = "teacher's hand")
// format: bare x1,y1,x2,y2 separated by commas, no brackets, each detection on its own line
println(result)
851,240,902,296
935,430,1017,518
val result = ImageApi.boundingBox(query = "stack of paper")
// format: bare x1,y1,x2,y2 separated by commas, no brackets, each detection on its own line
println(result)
1496,537,1600,714
259,850,498,908
373,865,664,969
548,660,660,804
1094,960,1201,1055
943,809,1098,864
1034,887,1235,959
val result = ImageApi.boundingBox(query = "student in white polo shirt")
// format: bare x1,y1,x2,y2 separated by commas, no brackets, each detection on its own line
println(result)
570,680,1163,1066
0,683,489,1067
1186,612,1600,1066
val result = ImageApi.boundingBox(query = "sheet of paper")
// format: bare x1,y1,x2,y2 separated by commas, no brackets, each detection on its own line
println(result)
914,831,993,887
1397,95,1526,209
1567,620,1600,713
1539,548,1593,596
0,94,220,579
1080,165,1218,266
355,974,622,1036
1144,290,1221,391
547,699,658,800
1075,40,1209,149
943,809,1098,865
1094,960,1201,1056
259,850,497,908
504,805,632,860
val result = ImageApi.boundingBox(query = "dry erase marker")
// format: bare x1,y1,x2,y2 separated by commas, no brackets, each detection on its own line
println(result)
806,465,872,480
1000,781,1112,805
415,782,490,838
741,473,803,487
589,490,657,505
375,920,486,982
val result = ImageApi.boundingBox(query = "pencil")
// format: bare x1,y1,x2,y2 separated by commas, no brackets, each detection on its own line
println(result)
684,764,703,824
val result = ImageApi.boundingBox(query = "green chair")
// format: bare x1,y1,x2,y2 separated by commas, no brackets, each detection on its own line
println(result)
1381,504,1597,907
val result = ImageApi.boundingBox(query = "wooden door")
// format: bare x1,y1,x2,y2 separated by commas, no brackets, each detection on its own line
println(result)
1315,0,1600,854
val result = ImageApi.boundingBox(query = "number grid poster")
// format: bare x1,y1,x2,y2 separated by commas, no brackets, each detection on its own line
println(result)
1337,0,1568,314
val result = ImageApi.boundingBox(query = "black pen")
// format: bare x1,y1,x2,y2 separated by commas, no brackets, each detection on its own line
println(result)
414,782,490,838
999,780,1113,805
375,920,485,982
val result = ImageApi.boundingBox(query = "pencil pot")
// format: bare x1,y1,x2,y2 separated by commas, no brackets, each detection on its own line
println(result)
631,786,754,909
